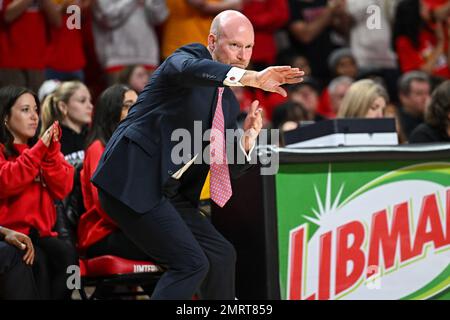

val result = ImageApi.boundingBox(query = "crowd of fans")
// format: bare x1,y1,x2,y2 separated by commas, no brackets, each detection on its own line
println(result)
1,0,450,300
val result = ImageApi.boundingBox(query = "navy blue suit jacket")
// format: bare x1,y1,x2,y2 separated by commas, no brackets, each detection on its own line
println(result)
92,43,253,214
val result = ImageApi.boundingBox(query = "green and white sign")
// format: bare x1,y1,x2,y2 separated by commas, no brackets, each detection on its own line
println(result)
276,161,450,300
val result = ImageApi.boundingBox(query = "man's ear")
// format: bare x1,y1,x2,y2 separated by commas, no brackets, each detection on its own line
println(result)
208,33,216,51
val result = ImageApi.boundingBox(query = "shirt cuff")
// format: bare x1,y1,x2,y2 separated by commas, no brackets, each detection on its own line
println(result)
223,67,246,87
239,136,255,162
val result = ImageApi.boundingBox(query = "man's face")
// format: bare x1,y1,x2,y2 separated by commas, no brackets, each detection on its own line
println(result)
209,22,254,69
400,80,431,115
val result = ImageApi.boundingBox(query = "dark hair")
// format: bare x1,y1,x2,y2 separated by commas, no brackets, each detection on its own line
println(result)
0,86,39,158
398,71,430,95
425,80,450,136
272,101,307,130
393,0,426,49
276,48,308,67
117,65,140,86
85,84,133,148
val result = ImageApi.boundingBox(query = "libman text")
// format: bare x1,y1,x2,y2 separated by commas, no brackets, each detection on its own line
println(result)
287,188,450,300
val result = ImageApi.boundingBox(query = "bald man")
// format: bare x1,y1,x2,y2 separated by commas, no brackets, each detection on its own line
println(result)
92,10,303,299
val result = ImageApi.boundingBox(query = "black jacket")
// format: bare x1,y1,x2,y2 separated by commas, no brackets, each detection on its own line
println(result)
92,43,253,214
409,123,450,143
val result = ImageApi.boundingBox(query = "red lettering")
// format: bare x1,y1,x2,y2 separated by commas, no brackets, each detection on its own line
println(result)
335,221,365,296
412,194,447,254
446,189,450,245
368,204,414,270
288,226,305,300
318,231,332,300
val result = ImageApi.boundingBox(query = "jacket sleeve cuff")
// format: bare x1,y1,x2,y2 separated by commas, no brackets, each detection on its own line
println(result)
28,139,48,161
46,141,61,159
223,67,246,87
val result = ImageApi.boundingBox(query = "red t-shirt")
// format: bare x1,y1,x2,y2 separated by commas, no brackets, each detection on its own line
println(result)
0,140,74,237
46,14,86,71
396,29,450,79
78,140,117,252
243,0,289,65
0,0,47,69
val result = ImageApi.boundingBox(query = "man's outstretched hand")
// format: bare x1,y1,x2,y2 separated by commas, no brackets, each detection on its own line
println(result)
241,66,304,97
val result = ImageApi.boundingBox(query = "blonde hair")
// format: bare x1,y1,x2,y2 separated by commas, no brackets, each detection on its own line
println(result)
40,81,86,136
337,79,389,118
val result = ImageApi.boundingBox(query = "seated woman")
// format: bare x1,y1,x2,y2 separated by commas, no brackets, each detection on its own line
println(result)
410,80,450,143
39,81,94,246
337,79,389,119
0,86,76,299
78,85,142,259
0,226,38,299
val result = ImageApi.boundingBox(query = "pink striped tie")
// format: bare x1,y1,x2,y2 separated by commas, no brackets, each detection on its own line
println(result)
210,87,232,207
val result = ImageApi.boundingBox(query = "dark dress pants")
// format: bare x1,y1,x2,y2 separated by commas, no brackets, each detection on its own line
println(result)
0,241,40,299
98,179,236,300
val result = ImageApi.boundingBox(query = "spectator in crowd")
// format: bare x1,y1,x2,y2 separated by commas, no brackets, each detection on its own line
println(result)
393,0,450,79
346,0,399,71
346,0,400,99
0,86,76,299
264,50,314,117
287,76,325,122
328,47,358,79
338,79,389,118
0,225,39,299
45,0,89,82
40,81,93,166
78,85,138,258
410,79,450,142
92,0,169,85
272,101,307,130
384,103,408,144
397,71,431,139
288,0,351,85
242,0,290,70
162,0,242,59
317,50,357,117
272,100,308,146
117,64,151,94
80,0,106,101
327,76,354,118
0,0,60,92
39,81,93,255
277,49,312,77
272,77,323,144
